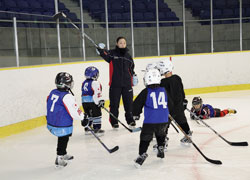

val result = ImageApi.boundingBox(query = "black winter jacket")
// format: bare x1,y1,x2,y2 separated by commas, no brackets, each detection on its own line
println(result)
99,46,135,88
160,75,186,116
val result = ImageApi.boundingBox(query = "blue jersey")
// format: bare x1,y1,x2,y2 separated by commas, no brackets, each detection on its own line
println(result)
144,87,169,124
46,89,73,127
82,79,94,103
201,104,215,117
192,104,215,118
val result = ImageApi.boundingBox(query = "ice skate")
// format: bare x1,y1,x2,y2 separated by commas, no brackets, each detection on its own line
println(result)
129,121,136,129
84,127,92,135
63,154,74,161
228,109,237,114
157,146,164,158
180,131,193,145
153,137,169,152
112,124,119,131
134,153,148,168
94,129,105,136
55,155,67,168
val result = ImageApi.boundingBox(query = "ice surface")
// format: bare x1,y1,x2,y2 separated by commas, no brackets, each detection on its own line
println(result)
1,90,250,180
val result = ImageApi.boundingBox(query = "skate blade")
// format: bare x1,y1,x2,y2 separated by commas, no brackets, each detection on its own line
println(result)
94,133,104,137
180,142,192,147
55,164,67,169
134,162,142,169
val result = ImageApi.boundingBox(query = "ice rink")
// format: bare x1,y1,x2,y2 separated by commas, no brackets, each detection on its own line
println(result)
1,90,250,180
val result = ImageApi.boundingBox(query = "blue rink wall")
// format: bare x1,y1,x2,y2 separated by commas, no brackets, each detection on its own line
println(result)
1,51,250,138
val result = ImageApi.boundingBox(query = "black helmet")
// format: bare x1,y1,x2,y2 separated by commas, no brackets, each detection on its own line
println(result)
192,97,203,106
55,72,74,90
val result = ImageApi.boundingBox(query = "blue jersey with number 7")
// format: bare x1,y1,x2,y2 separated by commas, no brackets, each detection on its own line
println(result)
47,89,73,127
144,87,169,124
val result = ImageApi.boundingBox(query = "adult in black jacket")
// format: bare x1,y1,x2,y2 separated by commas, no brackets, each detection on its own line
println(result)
97,37,137,129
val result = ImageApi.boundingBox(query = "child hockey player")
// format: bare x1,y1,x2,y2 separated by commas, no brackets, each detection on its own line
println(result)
46,72,89,167
81,66,105,135
132,69,173,167
190,97,237,120
156,59,192,144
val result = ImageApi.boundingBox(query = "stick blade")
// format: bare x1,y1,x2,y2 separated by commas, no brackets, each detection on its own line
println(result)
132,127,142,133
229,141,248,146
109,146,119,153
206,158,222,165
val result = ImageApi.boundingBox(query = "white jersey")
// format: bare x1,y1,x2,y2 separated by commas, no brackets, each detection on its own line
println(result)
63,93,84,120
92,80,103,105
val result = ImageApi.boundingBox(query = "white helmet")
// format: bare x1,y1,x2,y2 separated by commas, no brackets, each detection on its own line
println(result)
156,59,173,75
143,69,161,86
145,62,157,71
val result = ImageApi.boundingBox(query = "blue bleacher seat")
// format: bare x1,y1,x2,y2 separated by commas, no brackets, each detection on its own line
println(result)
213,9,223,19
16,0,30,11
111,2,124,13
28,1,43,12
191,1,202,16
5,0,19,11
234,8,246,18
160,22,172,27
166,12,178,21
122,12,131,22
243,0,250,8
111,13,123,22
134,2,147,13
226,0,239,9
223,9,234,18
159,12,167,21
200,10,210,19
144,12,155,21
133,12,144,22
245,8,250,17
214,0,226,9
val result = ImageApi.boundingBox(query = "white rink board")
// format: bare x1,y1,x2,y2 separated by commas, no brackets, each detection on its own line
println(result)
1,51,250,126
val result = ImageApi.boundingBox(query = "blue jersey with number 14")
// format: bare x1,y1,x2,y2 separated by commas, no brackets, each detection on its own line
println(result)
144,87,169,124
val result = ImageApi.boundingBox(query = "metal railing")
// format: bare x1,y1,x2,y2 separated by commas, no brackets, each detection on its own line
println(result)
0,0,249,68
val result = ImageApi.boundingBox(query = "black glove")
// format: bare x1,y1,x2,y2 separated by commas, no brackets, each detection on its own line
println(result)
183,99,188,110
133,115,140,121
98,100,105,108
96,47,102,55
190,114,196,120
81,113,89,127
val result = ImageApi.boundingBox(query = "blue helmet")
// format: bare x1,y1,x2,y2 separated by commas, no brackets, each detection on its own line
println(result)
85,66,99,80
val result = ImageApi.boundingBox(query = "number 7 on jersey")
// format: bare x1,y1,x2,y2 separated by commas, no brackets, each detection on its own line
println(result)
50,94,59,112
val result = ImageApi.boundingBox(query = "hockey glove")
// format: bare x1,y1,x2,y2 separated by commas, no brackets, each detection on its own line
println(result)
98,100,105,108
132,74,138,86
133,116,140,121
183,99,188,110
81,113,89,127
96,43,106,55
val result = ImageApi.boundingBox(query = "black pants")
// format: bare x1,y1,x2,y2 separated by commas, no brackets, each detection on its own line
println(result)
82,102,102,129
139,123,168,155
170,112,190,134
109,86,134,126
57,134,71,156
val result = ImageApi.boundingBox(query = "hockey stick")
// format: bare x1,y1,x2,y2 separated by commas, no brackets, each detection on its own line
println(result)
169,114,222,165
102,107,141,133
53,12,98,48
86,126,119,153
186,108,248,146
